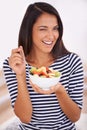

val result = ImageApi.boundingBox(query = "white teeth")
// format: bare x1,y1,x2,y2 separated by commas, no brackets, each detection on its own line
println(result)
43,41,52,45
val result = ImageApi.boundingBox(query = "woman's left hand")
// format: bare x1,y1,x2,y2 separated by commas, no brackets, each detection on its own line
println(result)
30,80,62,95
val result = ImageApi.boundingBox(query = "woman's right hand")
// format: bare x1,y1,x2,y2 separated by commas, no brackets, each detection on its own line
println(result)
9,46,26,75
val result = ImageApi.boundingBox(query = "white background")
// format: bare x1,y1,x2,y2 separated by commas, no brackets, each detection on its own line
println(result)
0,0,87,69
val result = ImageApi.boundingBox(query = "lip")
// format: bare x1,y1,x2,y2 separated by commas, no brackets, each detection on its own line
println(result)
43,41,53,45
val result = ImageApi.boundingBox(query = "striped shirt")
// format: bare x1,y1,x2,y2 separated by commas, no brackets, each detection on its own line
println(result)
3,53,84,130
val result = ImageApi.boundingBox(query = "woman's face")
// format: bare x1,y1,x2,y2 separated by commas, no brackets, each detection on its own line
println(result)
32,13,59,54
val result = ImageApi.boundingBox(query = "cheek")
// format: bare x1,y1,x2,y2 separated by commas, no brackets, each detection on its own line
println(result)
32,33,42,46
33,31,43,39
32,31,39,43
57,31,59,38
54,32,59,40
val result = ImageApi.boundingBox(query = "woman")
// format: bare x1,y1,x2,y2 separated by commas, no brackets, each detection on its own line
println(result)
3,2,84,130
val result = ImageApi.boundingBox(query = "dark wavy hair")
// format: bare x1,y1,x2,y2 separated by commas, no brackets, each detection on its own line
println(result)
18,2,70,59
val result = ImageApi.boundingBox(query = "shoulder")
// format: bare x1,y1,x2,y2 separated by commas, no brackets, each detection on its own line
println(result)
68,52,83,67
3,57,13,72
68,53,84,75
2,57,17,76
58,52,83,65
3,57,9,66
68,52,82,61
55,52,83,71
55,52,82,64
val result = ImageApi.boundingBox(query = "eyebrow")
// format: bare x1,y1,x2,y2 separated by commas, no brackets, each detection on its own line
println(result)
38,25,59,28
38,26,48,28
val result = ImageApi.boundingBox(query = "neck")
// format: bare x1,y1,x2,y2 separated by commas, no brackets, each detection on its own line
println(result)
26,50,54,68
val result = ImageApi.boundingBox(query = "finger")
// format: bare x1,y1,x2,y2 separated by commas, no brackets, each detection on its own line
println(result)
10,46,25,64
50,86,55,93
36,87,51,95
50,83,61,92
12,57,24,64
42,89,52,95
9,55,24,69
9,53,23,63
11,48,20,55
10,53,22,60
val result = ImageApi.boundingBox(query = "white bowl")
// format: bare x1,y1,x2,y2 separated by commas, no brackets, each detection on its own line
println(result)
29,74,61,90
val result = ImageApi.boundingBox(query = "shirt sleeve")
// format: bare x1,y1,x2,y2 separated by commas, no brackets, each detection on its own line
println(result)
68,53,84,109
2,58,18,108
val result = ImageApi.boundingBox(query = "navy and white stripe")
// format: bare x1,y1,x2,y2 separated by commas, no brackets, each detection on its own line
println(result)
3,53,84,130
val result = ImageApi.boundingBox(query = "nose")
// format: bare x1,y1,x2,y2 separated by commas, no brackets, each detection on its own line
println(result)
47,30,54,40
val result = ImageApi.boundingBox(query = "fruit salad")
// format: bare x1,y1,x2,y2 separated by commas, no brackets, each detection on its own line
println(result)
30,66,61,78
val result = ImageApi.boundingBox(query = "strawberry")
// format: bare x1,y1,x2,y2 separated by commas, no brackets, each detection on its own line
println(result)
30,66,61,78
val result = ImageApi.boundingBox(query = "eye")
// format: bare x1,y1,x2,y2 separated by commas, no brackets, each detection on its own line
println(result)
53,26,59,31
39,28,47,31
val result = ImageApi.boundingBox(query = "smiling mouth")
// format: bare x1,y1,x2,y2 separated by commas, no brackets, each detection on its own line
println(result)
43,41,53,45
